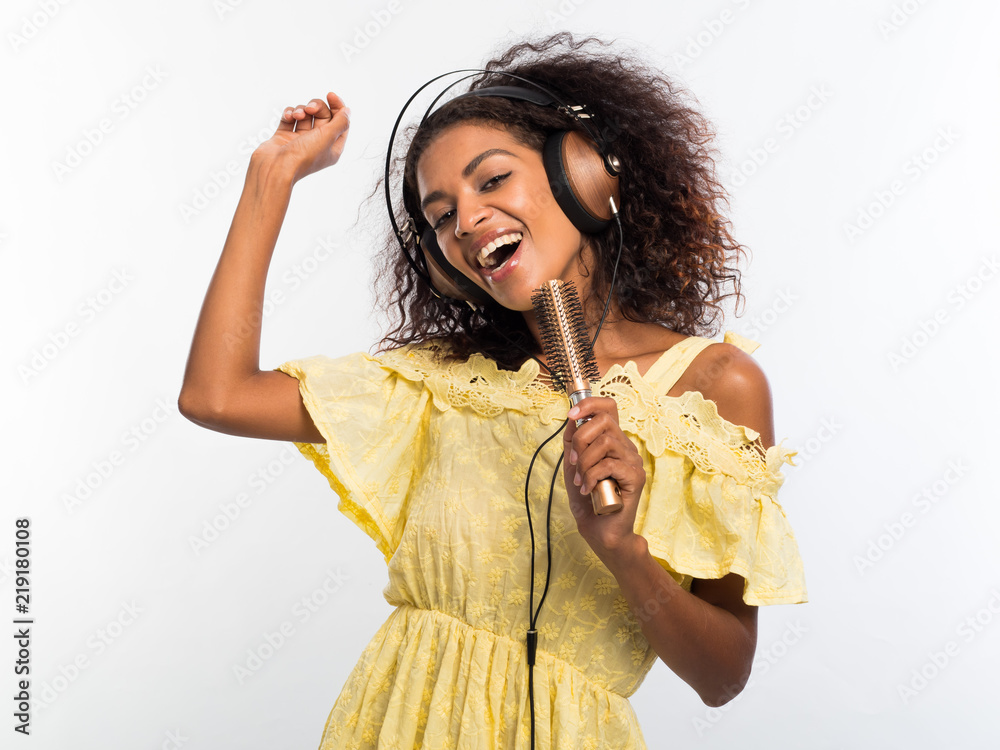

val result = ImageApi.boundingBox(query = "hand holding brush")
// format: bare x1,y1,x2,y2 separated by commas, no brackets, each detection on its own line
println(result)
530,279,624,516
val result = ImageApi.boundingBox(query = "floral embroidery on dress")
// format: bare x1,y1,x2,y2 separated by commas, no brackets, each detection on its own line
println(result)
274,331,807,749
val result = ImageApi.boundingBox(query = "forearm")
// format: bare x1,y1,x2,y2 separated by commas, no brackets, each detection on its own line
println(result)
603,535,755,706
179,154,297,411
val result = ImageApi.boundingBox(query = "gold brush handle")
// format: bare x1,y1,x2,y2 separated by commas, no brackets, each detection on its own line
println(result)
592,478,623,516
570,390,624,516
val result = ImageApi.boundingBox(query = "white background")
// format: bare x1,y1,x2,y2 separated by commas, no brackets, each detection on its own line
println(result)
4,0,1000,748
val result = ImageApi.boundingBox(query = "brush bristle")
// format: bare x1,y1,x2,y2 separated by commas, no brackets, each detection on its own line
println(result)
530,280,599,393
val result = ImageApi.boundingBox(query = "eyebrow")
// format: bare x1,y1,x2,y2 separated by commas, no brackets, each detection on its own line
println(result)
420,148,518,213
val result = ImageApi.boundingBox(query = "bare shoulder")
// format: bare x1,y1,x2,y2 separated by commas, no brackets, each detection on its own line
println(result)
683,342,776,450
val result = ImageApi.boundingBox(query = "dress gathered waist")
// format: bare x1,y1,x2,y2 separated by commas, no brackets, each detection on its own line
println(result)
313,601,648,749
390,602,637,699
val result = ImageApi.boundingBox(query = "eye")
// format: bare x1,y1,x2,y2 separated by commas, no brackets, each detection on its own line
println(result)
432,210,454,230
483,171,512,189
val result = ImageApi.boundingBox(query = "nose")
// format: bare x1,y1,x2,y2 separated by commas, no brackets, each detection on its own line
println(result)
454,193,492,238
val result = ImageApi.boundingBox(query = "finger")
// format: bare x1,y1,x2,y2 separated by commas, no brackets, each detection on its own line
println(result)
279,97,323,128
562,425,582,472
290,101,317,131
565,397,615,445
305,97,332,120
567,396,619,424
569,411,619,453
575,428,641,485
331,103,351,134
299,98,335,132
324,107,352,162
278,106,297,132
563,416,578,450
326,91,347,114
579,457,617,496
576,432,629,474
581,457,644,495
309,93,349,130
277,92,345,131
319,101,352,151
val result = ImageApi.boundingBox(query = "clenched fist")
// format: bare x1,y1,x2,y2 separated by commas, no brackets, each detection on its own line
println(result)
253,91,351,184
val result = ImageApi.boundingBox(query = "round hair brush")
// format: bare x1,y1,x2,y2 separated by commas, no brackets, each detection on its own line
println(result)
530,280,624,515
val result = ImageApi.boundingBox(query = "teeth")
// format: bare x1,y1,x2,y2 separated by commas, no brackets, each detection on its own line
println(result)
477,232,523,267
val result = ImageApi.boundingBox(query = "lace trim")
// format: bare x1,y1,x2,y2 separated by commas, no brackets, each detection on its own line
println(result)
601,369,798,490
377,343,562,418
376,343,797,493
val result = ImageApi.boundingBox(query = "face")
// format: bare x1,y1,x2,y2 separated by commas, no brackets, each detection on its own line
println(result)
416,122,593,312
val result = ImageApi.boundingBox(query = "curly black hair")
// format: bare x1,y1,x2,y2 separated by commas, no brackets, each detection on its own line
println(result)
371,32,747,371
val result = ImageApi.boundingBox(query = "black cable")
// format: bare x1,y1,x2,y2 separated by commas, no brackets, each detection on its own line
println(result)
523,420,567,628
523,420,565,750
523,203,625,749
537,447,562,623
484,317,548,374
590,204,624,346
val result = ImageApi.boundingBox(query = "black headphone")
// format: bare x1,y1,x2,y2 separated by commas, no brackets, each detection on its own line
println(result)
384,69,623,308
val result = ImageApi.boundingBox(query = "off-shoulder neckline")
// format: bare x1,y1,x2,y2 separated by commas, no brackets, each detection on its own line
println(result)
523,334,708,392
392,331,757,399
369,332,794,483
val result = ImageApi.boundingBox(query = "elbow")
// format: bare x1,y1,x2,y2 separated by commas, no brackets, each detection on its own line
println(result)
699,655,754,707
177,389,201,422
698,617,757,707
700,675,749,707
177,388,224,427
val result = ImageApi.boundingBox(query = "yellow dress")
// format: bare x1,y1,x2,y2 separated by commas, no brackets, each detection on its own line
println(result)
274,330,807,749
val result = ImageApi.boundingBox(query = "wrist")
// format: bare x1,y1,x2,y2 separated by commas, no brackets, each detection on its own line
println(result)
248,151,299,188
601,532,650,579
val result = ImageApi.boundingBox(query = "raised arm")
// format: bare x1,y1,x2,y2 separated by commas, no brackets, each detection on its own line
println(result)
178,93,351,444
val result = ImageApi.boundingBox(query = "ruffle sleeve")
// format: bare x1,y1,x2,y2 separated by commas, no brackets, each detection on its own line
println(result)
596,335,808,607
636,425,808,606
274,350,434,563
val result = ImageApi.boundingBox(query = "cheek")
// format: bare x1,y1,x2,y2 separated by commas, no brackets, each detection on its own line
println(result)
437,234,463,266
436,235,478,280
521,182,560,223
522,185,582,244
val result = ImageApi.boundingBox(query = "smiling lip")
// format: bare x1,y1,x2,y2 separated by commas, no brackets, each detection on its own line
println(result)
479,237,525,284
469,227,524,265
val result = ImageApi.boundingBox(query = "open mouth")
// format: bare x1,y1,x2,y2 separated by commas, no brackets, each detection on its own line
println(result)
475,232,523,271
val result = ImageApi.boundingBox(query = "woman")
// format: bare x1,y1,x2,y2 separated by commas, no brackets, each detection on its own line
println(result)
179,32,807,750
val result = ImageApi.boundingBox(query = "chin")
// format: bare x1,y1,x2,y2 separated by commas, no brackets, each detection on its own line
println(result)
481,289,535,313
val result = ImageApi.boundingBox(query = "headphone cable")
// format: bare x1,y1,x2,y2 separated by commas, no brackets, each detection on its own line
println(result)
522,205,623,748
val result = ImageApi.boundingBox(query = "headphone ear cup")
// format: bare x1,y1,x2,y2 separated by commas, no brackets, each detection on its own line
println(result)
418,226,495,307
543,130,620,234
